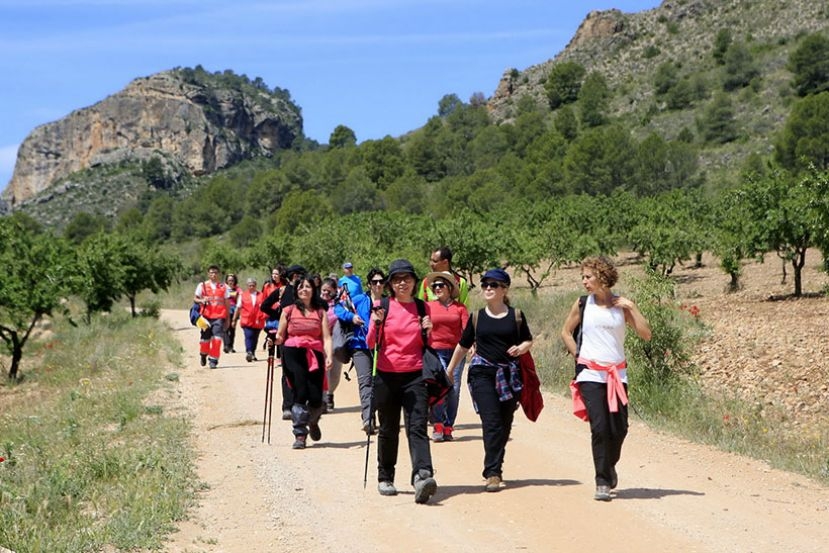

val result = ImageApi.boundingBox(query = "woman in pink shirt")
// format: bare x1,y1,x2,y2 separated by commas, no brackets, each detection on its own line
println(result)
424,271,469,442
367,259,438,504
274,276,333,450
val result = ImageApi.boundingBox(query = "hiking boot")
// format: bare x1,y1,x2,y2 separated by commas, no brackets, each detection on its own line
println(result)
594,485,611,501
443,425,454,441
292,435,306,450
610,467,618,490
432,423,445,443
282,410,292,421
199,354,207,367
309,422,322,442
208,360,218,369
223,347,230,354
246,352,254,362
413,471,437,504
377,481,397,496
485,475,502,492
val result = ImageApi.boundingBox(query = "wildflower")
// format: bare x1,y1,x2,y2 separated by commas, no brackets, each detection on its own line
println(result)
689,305,700,317
0,456,5,462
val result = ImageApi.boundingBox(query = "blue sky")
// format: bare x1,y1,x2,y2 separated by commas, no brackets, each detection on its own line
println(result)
0,0,660,191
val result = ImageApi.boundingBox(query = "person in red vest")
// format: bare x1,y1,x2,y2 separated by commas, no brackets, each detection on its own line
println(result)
232,277,268,362
194,265,230,369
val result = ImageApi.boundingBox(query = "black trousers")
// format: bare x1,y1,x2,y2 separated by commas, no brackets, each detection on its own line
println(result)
578,380,629,486
374,370,433,485
468,366,517,479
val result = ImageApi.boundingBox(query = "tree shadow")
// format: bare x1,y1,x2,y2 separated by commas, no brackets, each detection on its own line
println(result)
613,487,705,500
766,291,824,302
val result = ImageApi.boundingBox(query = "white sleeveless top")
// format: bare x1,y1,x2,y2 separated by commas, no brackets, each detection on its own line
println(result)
576,294,627,384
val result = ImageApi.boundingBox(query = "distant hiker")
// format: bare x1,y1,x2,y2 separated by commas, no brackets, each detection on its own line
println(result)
417,246,469,306
339,261,363,298
223,273,241,354
194,265,230,369
320,277,343,412
560,256,651,502
232,277,268,362
367,259,438,504
273,275,333,450
445,268,533,493
262,264,306,420
424,270,469,442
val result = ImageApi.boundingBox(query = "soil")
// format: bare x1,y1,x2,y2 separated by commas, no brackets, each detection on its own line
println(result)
160,253,829,553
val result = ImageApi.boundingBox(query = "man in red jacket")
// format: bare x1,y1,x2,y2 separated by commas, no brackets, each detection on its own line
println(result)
194,265,230,369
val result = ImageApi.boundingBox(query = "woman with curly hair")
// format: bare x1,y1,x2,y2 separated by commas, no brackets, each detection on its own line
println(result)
560,256,651,501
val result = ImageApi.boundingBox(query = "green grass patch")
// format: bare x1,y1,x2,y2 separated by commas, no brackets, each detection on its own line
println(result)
0,310,197,552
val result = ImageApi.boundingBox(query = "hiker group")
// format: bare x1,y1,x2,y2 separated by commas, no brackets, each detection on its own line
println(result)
192,249,651,504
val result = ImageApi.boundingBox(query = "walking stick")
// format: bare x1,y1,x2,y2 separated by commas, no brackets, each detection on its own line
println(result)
262,333,276,444
363,319,381,489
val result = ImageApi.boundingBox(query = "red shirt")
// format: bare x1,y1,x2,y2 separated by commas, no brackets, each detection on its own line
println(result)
426,300,469,350
367,298,423,373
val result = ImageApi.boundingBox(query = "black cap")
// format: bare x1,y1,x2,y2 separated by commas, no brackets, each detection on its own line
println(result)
285,264,306,277
387,259,417,280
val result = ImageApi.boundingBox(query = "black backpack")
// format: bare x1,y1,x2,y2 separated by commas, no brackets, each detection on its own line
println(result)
572,295,588,376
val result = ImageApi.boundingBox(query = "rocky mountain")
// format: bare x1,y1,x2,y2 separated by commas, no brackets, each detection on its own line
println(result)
2,67,302,210
488,0,828,177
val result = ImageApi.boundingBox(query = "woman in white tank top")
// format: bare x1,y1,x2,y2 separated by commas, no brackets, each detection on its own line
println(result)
560,256,651,502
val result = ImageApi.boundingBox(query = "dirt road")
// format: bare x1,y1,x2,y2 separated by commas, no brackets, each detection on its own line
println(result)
161,309,828,553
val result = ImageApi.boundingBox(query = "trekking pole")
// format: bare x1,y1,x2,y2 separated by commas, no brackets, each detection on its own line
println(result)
262,334,276,443
363,320,380,489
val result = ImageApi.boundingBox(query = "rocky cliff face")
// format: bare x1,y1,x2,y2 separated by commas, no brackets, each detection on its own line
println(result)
3,69,302,206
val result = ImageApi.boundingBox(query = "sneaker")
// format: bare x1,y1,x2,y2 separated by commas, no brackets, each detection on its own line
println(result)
199,354,207,367
443,426,454,441
282,410,292,421
594,485,611,501
208,360,218,369
246,352,254,362
610,467,618,490
414,472,437,504
432,423,445,443
485,475,501,492
292,436,306,450
325,393,335,411
223,347,230,354
377,481,397,496
309,422,322,442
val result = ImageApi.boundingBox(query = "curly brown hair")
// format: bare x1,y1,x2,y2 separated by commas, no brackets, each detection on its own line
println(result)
581,256,618,288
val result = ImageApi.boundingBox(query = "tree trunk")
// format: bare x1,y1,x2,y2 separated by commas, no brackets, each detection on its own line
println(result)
728,270,740,292
793,247,807,297
130,295,137,317
7,332,22,380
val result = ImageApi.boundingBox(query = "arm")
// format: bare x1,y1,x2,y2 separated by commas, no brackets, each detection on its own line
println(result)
321,309,333,369
445,343,470,385
274,307,290,345
560,298,582,357
615,295,652,341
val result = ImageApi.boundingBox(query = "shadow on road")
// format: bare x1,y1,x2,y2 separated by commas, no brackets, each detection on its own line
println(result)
614,487,705,500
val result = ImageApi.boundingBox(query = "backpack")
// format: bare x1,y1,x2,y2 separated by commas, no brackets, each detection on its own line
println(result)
189,281,207,326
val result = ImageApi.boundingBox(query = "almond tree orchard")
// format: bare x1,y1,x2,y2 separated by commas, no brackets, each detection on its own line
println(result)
0,215,75,379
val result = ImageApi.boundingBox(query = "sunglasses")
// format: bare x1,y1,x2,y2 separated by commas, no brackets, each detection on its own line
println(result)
430,281,448,290
481,281,504,290
370,279,385,285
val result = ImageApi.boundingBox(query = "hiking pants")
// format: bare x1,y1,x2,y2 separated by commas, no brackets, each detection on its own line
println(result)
282,346,325,437
430,348,465,428
352,349,374,426
374,369,433,485
468,365,517,479
579,380,629,487
199,317,225,363
242,326,261,355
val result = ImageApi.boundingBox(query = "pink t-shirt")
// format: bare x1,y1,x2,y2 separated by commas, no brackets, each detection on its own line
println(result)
367,298,423,373
426,300,469,350
283,305,324,350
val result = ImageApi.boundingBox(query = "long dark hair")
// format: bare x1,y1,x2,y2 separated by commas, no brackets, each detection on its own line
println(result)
294,276,328,314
